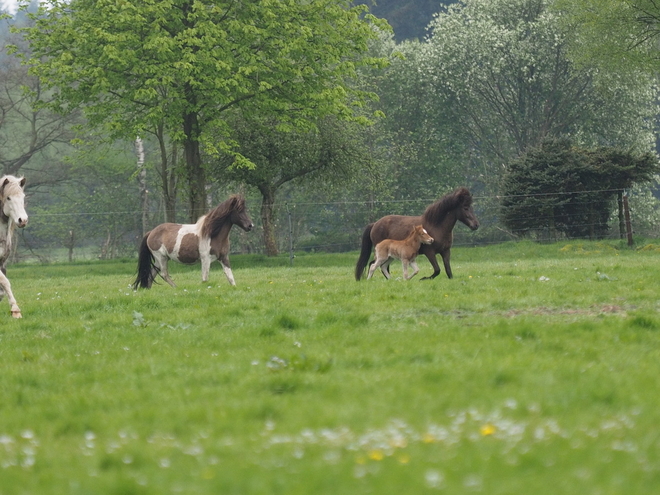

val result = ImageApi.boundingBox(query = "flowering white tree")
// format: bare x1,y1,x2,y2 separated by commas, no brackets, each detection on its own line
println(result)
418,0,656,170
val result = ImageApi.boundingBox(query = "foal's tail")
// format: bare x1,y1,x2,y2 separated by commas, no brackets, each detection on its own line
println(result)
355,223,374,281
133,232,155,290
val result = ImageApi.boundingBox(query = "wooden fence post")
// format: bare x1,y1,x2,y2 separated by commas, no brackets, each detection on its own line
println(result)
623,193,633,247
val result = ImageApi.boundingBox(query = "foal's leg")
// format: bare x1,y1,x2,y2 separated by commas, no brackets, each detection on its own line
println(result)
0,271,21,318
380,257,393,280
402,259,410,280
219,254,236,286
409,258,420,280
367,255,385,279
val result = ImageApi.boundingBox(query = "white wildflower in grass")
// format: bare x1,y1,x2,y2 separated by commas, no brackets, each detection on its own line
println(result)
425,469,444,489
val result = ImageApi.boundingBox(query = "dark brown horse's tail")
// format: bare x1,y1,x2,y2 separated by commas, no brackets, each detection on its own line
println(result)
355,223,374,281
133,232,155,290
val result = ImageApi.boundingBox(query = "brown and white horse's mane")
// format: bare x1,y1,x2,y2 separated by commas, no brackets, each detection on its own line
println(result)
200,194,246,239
422,187,472,225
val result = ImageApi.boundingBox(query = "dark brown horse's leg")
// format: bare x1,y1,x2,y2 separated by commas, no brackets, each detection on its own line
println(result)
420,249,442,280
441,249,453,279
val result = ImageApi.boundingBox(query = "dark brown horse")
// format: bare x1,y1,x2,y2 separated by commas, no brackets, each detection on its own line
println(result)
355,187,479,281
133,195,253,289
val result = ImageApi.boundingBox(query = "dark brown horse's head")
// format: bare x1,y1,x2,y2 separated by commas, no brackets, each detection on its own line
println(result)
454,187,479,231
423,187,479,230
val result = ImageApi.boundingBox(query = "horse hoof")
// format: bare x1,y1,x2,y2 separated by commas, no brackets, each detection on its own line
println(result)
11,311,22,318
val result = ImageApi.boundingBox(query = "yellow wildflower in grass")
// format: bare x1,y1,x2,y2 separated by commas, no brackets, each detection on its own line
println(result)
480,424,496,436
422,433,436,443
368,449,384,461
398,453,410,464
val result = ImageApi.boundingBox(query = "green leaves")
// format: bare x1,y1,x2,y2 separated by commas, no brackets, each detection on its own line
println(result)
18,0,389,144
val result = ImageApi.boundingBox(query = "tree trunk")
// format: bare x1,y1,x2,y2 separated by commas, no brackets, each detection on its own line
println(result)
617,191,625,239
156,125,177,223
259,186,278,256
183,111,206,222
135,137,149,237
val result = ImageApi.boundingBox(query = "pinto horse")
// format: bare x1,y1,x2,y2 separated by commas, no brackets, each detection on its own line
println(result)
0,175,28,318
133,195,253,289
367,225,434,280
356,187,479,281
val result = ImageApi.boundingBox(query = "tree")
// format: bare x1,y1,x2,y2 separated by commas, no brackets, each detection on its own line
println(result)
555,0,660,74
500,138,660,239
16,0,389,220
419,0,656,173
212,114,372,255
0,13,78,182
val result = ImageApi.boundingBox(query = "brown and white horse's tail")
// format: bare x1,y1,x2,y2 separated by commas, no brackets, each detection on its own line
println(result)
355,223,374,281
133,232,156,290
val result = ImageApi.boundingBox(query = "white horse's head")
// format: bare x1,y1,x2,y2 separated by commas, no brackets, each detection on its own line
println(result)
0,176,28,228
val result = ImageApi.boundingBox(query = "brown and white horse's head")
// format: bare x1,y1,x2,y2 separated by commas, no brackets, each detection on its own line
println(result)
202,194,254,240
228,195,254,232
0,176,28,228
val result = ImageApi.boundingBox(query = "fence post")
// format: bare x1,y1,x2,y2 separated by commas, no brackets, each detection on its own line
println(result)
623,192,633,247
286,203,294,266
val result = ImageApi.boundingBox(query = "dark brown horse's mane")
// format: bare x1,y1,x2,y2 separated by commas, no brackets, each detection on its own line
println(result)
201,194,246,239
422,187,472,225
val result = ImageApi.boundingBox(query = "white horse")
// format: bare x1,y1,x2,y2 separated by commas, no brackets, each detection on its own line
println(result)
0,175,28,318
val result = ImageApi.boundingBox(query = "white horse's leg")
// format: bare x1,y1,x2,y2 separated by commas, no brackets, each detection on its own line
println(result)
154,254,176,288
219,254,236,286
0,271,21,318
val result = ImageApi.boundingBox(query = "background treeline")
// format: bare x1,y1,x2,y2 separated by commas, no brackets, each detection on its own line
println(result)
2,0,660,262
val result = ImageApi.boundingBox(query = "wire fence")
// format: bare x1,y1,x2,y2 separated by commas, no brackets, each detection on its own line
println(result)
12,189,660,263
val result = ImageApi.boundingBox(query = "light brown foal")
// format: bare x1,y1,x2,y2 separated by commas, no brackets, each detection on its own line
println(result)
367,225,434,281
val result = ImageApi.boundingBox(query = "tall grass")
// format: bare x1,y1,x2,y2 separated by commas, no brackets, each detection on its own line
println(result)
1,240,660,493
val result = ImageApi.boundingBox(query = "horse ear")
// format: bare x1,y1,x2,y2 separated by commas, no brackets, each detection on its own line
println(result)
0,178,8,195
458,187,472,205
19,177,26,189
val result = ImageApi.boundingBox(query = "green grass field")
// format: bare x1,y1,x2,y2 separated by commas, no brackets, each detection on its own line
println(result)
1,240,660,494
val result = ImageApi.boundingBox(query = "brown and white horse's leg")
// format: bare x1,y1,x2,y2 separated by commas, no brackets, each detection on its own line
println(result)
0,272,21,318
154,253,177,288
402,259,410,280
218,254,236,286
201,255,212,283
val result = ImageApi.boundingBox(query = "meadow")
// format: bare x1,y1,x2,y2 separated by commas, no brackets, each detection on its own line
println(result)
1,240,660,494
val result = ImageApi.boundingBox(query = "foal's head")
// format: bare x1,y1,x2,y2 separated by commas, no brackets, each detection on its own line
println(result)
0,176,28,228
414,225,434,245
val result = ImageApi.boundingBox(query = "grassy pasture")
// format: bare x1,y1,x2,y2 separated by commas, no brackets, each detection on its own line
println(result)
1,240,660,494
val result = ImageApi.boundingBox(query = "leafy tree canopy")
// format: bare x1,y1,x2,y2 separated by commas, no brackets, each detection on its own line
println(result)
14,0,390,218
555,0,660,73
